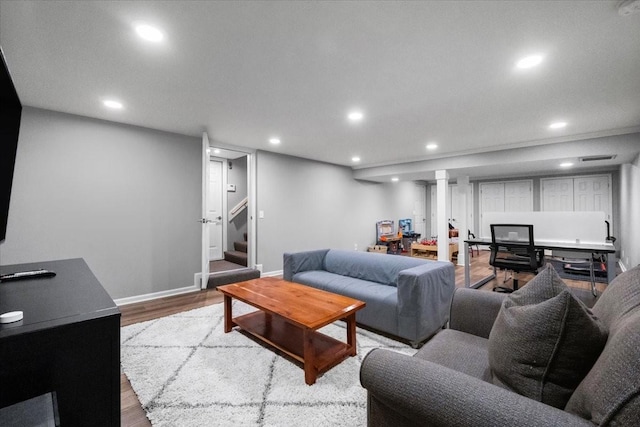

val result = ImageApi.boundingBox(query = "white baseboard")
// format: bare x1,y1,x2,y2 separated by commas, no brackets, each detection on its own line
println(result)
619,260,627,273
262,269,283,277
115,285,200,306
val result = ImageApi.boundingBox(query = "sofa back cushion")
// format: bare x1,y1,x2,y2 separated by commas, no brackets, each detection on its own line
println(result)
323,249,428,286
488,265,608,409
565,265,640,424
592,264,640,330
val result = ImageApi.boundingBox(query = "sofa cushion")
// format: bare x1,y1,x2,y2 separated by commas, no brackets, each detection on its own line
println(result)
323,249,427,286
565,265,640,425
293,270,399,335
488,265,608,409
592,264,640,330
415,329,492,382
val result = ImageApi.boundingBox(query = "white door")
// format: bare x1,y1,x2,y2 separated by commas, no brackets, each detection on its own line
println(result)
504,180,533,211
541,178,574,211
431,184,473,237
208,160,224,260
479,183,505,237
200,133,211,289
574,174,612,233
574,175,611,213
430,185,437,238
413,184,426,238
450,184,473,233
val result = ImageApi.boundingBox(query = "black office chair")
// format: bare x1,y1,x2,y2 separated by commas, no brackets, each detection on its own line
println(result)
489,224,544,293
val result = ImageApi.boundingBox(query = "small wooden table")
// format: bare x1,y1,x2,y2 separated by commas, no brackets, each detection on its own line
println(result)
217,277,365,385
411,242,459,261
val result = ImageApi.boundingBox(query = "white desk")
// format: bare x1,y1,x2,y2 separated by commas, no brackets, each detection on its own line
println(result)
464,238,616,296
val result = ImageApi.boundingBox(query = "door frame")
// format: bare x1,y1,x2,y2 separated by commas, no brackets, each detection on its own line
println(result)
200,136,257,288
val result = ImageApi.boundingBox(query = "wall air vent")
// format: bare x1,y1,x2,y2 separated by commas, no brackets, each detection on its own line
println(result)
579,155,617,162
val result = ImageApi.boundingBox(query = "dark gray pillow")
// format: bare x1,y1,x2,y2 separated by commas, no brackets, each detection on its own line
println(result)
488,264,608,409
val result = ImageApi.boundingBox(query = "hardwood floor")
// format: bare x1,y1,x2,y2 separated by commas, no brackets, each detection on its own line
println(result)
119,251,606,426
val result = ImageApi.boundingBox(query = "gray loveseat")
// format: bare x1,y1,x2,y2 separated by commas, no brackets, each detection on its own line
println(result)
360,263,640,426
283,249,455,347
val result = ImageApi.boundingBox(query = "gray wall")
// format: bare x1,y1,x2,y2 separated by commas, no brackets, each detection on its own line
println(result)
255,151,416,273
0,108,201,299
619,153,640,269
226,155,248,247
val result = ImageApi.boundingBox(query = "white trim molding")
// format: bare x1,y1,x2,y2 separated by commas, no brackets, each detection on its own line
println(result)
115,285,200,306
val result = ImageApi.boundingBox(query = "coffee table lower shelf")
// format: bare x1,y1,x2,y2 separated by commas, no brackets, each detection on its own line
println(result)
232,311,353,384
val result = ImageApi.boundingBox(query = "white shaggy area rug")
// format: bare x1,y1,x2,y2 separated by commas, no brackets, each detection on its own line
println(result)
121,301,416,427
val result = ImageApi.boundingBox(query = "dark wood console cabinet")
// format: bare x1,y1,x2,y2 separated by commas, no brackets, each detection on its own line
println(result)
0,258,120,426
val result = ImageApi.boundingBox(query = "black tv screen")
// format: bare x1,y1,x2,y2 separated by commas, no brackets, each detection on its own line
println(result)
0,46,22,243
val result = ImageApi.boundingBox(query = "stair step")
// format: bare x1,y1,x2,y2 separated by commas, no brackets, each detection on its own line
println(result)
224,250,248,267
207,268,260,289
234,241,248,253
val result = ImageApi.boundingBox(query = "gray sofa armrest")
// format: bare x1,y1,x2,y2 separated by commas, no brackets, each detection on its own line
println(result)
396,262,455,342
448,288,506,339
360,349,592,427
282,249,329,281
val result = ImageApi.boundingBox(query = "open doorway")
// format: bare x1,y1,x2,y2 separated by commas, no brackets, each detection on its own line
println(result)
210,150,248,273
201,142,259,289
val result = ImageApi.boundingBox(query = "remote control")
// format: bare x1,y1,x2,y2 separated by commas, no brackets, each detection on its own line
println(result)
0,269,56,282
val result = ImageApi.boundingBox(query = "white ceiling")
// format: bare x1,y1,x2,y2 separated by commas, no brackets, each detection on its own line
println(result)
1,1,639,182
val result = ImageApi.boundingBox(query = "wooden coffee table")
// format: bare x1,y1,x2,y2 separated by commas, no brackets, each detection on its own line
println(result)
217,277,365,385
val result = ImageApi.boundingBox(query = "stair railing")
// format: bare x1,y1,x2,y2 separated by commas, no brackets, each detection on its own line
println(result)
229,197,248,222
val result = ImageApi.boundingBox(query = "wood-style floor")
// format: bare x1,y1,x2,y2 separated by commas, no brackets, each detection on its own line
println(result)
119,250,606,426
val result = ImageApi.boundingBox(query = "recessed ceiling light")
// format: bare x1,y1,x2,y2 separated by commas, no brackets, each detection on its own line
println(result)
351,156,361,163
269,137,281,145
213,148,221,154
391,177,399,182
103,99,123,109
516,54,543,69
426,142,438,150
560,162,574,168
135,23,164,43
549,121,567,129
347,110,364,122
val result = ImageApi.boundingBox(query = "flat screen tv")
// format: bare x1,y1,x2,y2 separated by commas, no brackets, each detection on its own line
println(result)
0,46,22,243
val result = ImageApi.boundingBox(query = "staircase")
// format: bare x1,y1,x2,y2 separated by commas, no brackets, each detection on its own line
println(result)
224,233,249,266
207,233,260,289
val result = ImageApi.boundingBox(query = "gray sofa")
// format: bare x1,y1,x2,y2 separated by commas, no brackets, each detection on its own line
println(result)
283,249,455,347
360,263,640,426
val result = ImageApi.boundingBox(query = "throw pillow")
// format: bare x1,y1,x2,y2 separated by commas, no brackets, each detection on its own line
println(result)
488,264,608,409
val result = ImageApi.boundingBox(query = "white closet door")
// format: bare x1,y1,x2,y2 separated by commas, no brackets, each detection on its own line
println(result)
541,178,574,211
505,180,533,212
574,175,612,229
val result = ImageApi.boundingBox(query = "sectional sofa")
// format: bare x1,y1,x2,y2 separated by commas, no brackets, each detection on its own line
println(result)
360,264,640,426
